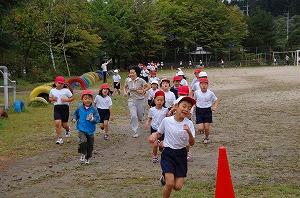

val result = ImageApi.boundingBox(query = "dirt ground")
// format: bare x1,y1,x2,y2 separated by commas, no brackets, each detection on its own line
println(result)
1,66,299,197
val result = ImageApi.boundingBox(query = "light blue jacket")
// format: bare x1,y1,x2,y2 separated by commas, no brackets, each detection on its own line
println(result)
73,105,100,135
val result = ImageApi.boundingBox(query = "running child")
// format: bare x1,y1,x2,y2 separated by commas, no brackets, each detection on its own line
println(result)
73,90,100,164
160,78,176,110
170,75,181,99
112,69,121,95
94,83,113,140
148,71,160,84
194,78,219,144
49,76,74,145
176,71,188,86
147,80,159,107
148,96,196,198
144,90,169,163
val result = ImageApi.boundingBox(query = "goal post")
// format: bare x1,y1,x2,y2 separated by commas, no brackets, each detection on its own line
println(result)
297,50,300,66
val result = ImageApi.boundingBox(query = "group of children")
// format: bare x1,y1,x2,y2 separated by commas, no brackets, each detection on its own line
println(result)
49,76,114,164
48,66,219,197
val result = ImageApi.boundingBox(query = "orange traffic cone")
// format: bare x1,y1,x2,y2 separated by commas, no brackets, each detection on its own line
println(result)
215,146,235,198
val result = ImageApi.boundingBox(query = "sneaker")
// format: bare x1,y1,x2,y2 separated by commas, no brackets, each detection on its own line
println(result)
65,127,71,137
159,175,165,186
85,159,90,164
152,156,159,163
56,138,63,145
132,134,139,138
80,154,85,163
103,134,109,140
203,138,210,144
187,154,193,162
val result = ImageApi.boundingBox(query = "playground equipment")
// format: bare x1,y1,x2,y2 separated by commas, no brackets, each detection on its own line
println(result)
0,66,16,111
29,72,100,104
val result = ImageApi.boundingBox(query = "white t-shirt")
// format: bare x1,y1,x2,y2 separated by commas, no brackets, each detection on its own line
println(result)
148,107,169,130
49,88,72,105
192,82,200,92
141,69,149,77
113,74,121,83
180,78,188,86
148,77,160,84
194,89,217,108
94,95,112,109
164,90,176,108
190,78,198,88
101,62,108,71
148,88,159,100
158,116,195,149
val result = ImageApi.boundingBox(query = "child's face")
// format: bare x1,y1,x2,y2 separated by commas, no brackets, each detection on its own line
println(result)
55,82,64,89
176,101,193,118
161,81,170,90
82,95,93,106
173,80,180,87
129,69,137,79
151,83,158,89
154,96,164,107
200,82,208,92
102,88,109,95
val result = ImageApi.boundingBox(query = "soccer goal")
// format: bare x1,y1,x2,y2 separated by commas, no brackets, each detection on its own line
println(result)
272,51,298,66
296,50,300,66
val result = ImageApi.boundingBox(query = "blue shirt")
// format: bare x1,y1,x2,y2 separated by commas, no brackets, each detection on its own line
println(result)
73,105,100,135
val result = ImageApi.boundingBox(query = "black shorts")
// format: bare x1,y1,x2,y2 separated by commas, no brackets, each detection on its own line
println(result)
196,107,212,124
150,127,164,141
54,105,69,122
160,147,187,177
97,109,110,123
113,82,120,89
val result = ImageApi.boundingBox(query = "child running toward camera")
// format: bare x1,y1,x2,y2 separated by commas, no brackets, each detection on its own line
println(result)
49,76,74,145
149,96,196,198
112,69,121,95
147,80,159,107
144,90,169,163
73,90,100,164
94,83,113,140
194,78,219,144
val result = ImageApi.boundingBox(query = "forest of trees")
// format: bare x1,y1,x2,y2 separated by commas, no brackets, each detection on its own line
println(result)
0,0,299,82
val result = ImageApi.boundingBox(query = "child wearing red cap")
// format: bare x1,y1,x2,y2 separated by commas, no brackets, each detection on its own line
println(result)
147,80,159,107
194,78,219,144
144,90,169,163
94,83,113,140
148,96,196,197
49,76,74,145
190,68,201,91
73,90,100,164
170,76,181,99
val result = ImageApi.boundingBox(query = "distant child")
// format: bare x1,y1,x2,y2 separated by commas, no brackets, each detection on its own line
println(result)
49,76,74,145
194,78,219,144
148,71,160,84
170,75,181,99
177,71,188,86
147,80,159,107
73,90,100,164
144,90,169,163
190,68,201,91
112,69,121,95
148,96,196,197
160,78,176,109
94,83,113,140
191,71,208,95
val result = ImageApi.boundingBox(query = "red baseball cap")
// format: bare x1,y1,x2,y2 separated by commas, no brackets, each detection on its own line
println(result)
81,89,94,98
173,76,182,81
154,90,165,98
55,76,65,83
194,68,202,73
178,86,189,95
100,83,110,89
199,78,209,84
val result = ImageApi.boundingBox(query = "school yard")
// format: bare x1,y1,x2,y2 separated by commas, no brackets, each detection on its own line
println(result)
0,66,299,197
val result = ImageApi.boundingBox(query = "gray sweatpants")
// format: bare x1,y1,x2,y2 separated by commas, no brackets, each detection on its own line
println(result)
128,99,145,136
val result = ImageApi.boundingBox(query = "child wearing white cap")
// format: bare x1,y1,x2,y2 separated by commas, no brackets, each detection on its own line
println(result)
112,69,121,95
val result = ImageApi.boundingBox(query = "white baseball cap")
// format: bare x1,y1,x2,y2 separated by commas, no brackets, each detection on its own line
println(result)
177,71,184,76
199,71,208,78
175,96,196,106
151,80,159,85
113,69,119,73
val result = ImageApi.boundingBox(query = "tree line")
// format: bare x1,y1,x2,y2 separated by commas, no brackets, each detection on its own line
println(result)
0,0,299,82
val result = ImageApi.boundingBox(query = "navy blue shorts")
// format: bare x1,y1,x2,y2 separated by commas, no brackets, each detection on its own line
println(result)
160,147,187,177
151,127,164,141
97,109,110,123
54,105,69,122
196,107,212,124
113,82,120,89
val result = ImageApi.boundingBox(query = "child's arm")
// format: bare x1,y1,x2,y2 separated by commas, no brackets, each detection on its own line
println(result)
211,98,220,111
124,84,129,96
109,106,113,121
72,108,79,122
91,108,100,123
183,124,195,146
144,117,152,129
148,132,161,144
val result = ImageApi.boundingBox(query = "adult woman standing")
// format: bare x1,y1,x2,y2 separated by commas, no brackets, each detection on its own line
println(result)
124,66,149,138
